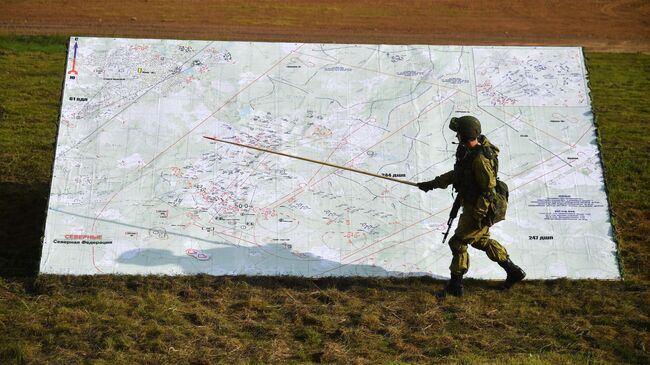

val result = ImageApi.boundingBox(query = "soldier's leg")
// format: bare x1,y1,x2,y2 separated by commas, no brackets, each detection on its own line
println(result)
470,227,525,288
448,235,468,276
438,211,481,297
438,235,466,297
470,231,509,264
448,211,480,276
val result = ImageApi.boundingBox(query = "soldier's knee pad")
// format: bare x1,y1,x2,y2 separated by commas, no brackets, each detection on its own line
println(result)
448,236,468,256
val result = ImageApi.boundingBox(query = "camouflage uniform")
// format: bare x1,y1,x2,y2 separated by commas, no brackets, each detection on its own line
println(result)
418,116,525,296
424,136,509,275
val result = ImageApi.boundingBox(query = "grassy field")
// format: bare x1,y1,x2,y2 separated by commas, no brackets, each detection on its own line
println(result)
0,36,648,364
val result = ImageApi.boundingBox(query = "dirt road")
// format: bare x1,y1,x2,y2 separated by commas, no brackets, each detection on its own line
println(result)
1,0,648,52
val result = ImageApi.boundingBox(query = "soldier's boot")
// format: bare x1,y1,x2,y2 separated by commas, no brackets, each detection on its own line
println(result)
498,258,526,289
436,273,464,298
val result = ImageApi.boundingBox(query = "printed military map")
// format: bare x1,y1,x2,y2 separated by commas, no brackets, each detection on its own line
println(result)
40,37,619,279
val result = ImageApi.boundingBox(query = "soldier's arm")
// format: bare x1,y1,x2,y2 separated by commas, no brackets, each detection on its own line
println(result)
417,170,454,191
473,155,496,217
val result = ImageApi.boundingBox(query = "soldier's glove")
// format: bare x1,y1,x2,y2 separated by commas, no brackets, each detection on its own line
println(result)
417,181,436,192
417,177,444,192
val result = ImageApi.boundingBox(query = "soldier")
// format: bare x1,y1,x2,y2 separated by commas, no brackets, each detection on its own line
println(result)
418,116,525,297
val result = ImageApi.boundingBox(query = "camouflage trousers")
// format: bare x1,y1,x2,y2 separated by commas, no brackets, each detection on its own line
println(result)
448,206,509,276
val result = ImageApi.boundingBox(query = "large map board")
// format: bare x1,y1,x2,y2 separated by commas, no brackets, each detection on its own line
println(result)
40,37,620,279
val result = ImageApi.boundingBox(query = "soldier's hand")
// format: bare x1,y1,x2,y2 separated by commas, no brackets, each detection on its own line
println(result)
418,176,446,192
417,181,435,192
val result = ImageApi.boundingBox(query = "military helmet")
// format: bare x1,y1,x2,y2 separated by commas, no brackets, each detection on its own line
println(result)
449,115,481,141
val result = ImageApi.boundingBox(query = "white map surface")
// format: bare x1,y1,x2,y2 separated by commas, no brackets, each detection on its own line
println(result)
40,37,620,279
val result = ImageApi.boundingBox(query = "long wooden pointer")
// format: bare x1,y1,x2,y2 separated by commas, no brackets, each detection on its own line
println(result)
203,136,418,187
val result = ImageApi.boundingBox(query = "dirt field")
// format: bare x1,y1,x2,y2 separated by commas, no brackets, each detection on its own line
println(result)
1,0,648,52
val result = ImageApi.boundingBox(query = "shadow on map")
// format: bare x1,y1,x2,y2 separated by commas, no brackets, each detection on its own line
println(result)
36,207,448,281
116,244,445,279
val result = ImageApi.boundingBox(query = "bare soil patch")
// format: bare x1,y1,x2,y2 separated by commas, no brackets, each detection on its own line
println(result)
1,0,648,52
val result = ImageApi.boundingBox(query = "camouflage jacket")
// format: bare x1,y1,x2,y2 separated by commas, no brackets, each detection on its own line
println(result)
426,135,499,217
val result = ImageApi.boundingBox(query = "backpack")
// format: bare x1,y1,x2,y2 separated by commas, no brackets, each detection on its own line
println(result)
485,179,509,226
482,147,509,227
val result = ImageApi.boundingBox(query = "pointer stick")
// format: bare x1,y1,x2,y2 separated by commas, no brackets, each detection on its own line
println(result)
203,136,418,187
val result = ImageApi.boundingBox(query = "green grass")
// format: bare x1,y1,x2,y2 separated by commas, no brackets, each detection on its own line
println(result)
587,53,650,281
0,36,648,364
